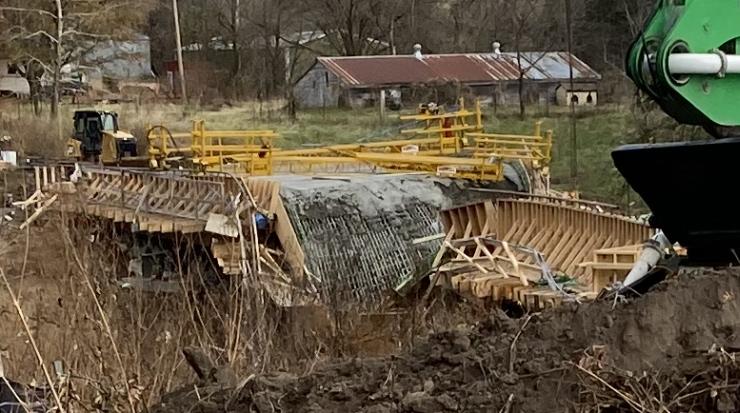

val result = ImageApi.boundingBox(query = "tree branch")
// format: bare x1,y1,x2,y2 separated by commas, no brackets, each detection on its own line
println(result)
0,7,56,19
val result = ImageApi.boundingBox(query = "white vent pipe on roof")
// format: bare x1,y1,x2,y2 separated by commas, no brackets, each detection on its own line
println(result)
493,41,502,56
413,43,423,60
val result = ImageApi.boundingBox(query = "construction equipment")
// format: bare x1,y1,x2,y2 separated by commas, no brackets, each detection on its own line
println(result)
613,0,740,287
66,110,138,164
146,121,277,173
146,102,553,183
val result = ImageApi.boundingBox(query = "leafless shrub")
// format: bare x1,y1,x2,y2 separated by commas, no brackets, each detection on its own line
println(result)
573,345,740,412
0,208,481,411
0,115,65,158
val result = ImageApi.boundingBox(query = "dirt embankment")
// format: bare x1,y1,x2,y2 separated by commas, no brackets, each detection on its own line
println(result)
152,269,740,413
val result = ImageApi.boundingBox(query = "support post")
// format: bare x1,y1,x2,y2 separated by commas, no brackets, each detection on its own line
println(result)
173,0,188,104
379,89,386,122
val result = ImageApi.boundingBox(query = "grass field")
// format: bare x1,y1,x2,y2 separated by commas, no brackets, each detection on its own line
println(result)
0,99,689,211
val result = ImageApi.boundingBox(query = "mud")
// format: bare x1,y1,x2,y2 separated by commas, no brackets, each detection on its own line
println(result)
152,268,740,412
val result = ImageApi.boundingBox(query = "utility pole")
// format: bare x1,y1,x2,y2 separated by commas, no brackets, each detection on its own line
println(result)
565,0,578,191
173,0,187,104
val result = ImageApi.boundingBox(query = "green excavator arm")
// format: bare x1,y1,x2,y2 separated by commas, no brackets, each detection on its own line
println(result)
626,0,740,133
614,0,740,267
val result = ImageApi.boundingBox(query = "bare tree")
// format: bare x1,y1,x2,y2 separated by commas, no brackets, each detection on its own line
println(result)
305,0,391,56
214,0,243,93
0,0,154,117
500,0,555,118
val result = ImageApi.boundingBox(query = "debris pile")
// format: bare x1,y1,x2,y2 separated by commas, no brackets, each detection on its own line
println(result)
151,268,740,412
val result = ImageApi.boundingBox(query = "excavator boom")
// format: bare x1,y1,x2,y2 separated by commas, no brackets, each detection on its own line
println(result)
614,0,740,265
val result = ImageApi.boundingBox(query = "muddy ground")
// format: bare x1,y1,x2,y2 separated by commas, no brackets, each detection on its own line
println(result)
153,269,740,413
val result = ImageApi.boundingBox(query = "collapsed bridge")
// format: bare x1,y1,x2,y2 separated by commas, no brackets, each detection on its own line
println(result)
13,100,654,309
31,160,651,310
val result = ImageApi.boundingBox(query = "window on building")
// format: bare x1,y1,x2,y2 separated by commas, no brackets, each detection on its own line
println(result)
571,94,579,104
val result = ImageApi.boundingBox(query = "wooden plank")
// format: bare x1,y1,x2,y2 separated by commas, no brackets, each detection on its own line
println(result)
161,220,175,233
560,231,595,275
472,222,489,258
546,227,576,269
412,233,446,245
501,241,527,286
567,233,606,278
444,241,488,274
20,194,58,230
433,224,456,268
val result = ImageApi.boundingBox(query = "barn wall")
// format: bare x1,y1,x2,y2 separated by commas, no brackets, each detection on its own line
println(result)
472,82,561,106
556,85,599,106
294,65,341,108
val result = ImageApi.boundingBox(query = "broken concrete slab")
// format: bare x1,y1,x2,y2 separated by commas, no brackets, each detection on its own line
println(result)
270,174,516,303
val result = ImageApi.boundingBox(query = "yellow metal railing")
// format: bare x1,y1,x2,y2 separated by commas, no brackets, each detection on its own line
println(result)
353,152,504,181
399,98,483,152
466,121,553,168
274,136,460,158
147,121,278,175
145,104,553,182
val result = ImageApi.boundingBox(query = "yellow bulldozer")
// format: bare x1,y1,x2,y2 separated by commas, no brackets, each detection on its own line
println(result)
65,110,139,164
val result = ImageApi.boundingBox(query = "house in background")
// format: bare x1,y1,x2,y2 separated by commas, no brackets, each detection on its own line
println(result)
61,34,159,99
0,59,30,97
293,46,601,109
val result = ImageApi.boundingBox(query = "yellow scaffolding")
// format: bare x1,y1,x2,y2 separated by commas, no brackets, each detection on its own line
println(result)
399,98,483,150
467,121,553,169
147,121,278,175
145,100,554,182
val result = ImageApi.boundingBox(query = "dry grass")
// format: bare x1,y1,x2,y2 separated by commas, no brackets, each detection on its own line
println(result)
0,214,284,410
0,208,477,411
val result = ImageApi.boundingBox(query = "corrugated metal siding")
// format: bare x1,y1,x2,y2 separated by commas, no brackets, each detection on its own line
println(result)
316,52,600,88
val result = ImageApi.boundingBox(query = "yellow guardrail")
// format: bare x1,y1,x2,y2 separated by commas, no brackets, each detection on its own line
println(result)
466,121,553,168
274,136,461,158
354,152,504,181
145,103,553,182
399,98,483,143
147,120,278,175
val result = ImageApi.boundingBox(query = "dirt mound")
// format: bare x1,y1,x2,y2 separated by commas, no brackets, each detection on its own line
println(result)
152,269,740,412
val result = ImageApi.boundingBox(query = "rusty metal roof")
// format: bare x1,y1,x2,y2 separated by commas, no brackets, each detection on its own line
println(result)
316,52,600,88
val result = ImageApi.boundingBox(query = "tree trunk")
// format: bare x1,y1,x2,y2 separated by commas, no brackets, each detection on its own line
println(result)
231,0,242,99
52,0,63,119
565,0,578,187
517,51,525,119
518,75,525,119
286,90,296,122
25,62,41,117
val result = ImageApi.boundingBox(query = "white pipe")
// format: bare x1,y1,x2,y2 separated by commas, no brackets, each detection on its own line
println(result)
622,231,673,289
668,53,740,75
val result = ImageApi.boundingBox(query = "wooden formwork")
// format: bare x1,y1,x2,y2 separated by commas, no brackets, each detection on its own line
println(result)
580,244,687,293
440,200,498,240
437,235,595,311
440,198,652,278
580,245,643,293
495,199,652,278
243,178,306,280
438,197,652,309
